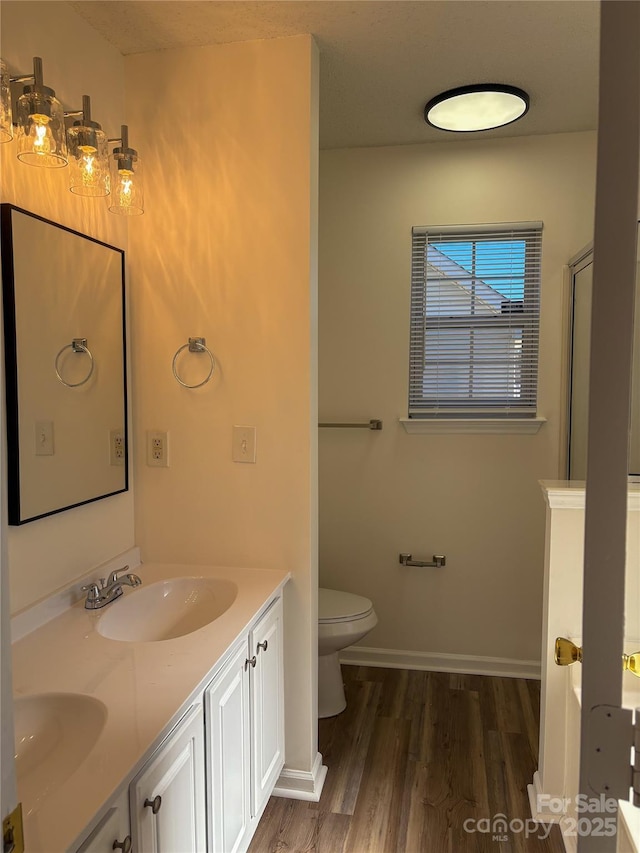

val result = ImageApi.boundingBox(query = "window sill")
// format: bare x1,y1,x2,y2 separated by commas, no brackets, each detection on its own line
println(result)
399,417,547,435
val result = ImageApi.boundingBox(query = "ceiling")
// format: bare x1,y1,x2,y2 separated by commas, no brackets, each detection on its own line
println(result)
68,0,600,150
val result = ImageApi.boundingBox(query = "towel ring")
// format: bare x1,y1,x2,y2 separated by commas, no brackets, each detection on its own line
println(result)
172,337,215,389
54,338,94,388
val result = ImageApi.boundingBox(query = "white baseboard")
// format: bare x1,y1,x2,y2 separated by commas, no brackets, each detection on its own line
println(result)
272,752,327,802
339,644,541,680
527,771,563,824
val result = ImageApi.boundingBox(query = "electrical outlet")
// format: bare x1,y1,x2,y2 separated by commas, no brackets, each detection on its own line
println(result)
35,420,54,456
147,430,169,467
110,429,125,466
232,425,257,463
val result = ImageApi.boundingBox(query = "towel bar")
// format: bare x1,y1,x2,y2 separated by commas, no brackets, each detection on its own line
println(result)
318,419,382,430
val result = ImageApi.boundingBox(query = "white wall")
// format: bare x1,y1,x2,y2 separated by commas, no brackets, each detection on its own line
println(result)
0,1,134,614
125,36,319,776
319,132,597,667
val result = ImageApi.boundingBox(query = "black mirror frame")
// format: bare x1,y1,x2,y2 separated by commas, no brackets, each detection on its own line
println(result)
0,203,128,525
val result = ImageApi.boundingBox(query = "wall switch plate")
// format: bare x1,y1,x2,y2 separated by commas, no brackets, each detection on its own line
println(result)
110,429,125,466
147,430,169,467
232,425,257,463
35,420,54,456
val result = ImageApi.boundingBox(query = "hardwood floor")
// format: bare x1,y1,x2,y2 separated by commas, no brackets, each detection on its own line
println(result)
248,666,565,853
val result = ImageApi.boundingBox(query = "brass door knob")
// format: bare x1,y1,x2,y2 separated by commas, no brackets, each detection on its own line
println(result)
555,637,582,666
555,636,640,678
623,652,640,677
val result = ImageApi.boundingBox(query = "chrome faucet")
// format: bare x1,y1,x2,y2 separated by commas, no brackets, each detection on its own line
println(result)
82,566,142,610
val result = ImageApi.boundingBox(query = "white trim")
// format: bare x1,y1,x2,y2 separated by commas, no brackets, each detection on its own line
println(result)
339,645,540,680
618,801,640,853
272,752,327,802
399,417,546,435
567,241,593,271
10,547,141,642
540,481,640,511
527,771,563,824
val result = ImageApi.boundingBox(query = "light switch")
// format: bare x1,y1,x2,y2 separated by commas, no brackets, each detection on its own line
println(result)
35,420,54,456
232,425,256,463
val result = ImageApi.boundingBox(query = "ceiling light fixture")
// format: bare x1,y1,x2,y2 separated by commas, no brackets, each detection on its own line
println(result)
424,84,529,133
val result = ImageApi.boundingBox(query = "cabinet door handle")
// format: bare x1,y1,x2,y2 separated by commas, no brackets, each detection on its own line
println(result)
257,640,268,654
113,836,132,853
144,795,162,814
245,655,257,670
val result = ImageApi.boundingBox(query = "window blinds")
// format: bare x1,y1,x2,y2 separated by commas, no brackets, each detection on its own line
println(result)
409,222,543,418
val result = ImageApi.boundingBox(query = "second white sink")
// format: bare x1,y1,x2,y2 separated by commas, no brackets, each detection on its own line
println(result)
97,577,238,642
15,693,108,816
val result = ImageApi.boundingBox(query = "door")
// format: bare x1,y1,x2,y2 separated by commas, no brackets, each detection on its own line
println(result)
131,704,206,853
205,639,251,853
249,597,285,818
578,3,640,853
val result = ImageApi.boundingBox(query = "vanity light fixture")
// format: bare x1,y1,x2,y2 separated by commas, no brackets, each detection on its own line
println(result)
0,56,145,215
15,57,68,166
424,83,529,132
108,125,143,216
0,59,13,142
67,95,110,197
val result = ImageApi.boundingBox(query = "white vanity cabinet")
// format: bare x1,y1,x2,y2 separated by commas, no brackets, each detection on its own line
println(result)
248,596,284,815
76,789,131,853
205,596,284,853
130,704,206,853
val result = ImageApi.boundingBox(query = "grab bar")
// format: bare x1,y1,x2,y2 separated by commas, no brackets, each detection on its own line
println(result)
318,419,383,430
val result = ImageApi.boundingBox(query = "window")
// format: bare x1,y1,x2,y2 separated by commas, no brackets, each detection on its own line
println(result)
409,222,542,419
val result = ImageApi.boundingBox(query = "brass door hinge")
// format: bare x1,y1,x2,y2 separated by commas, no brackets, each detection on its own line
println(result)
3,803,24,853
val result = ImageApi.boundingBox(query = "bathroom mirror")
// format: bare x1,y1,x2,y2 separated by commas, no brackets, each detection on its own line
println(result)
0,205,127,524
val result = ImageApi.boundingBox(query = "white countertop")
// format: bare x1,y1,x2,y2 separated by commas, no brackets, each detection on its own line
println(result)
12,561,290,853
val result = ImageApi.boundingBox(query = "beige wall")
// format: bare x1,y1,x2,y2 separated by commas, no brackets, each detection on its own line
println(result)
319,132,597,665
1,1,134,614
125,36,319,774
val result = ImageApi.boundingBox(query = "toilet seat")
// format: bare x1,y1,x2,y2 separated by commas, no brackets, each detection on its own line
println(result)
319,588,373,624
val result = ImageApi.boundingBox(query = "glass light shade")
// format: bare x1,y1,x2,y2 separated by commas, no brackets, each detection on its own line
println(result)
0,59,13,143
425,85,529,132
16,90,67,166
67,125,110,196
109,153,143,215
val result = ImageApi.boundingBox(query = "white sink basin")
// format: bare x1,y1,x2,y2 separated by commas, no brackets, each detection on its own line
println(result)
97,577,238,642
14,693,107,815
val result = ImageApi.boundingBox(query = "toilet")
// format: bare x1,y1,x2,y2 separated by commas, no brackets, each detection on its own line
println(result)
318,587,378,718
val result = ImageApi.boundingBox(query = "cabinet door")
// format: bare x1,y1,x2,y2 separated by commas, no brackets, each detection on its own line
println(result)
131,704,206,853
76,790,131,853
249,597,284,817
205,640,251,853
